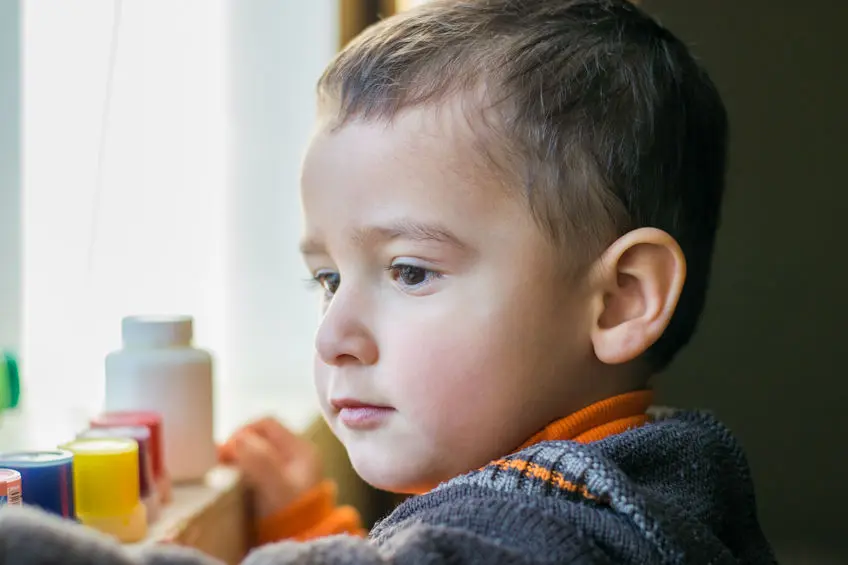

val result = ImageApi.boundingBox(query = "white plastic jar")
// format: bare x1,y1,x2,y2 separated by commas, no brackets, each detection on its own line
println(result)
104,315,216,483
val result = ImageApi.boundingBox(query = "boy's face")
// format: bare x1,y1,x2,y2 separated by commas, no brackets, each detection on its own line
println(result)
300,105,598,493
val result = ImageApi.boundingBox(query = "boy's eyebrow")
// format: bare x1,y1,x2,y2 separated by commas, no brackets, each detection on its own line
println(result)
354,219,467,249
299,238,326,256
299,219,468,256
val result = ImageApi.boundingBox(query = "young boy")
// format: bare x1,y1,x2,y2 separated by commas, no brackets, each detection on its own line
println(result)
0,0,778,563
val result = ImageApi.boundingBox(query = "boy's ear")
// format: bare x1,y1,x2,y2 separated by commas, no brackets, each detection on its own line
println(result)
588,228,686,365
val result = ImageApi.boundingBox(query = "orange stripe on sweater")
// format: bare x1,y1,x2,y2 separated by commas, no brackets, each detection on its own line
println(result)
488,458,603,502
479,390,653,503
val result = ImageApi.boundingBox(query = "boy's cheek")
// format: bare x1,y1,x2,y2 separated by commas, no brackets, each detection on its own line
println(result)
311,305,520,413
383,326,497,408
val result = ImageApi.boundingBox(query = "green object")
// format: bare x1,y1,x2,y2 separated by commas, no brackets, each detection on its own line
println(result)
0,351,20,410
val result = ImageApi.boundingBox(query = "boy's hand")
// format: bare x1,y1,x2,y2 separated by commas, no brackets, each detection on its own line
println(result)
219,417,324,518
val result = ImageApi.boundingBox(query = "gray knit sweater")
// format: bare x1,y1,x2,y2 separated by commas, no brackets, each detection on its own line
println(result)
0,411,777,564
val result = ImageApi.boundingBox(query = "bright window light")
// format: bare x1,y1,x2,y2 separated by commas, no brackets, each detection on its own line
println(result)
23,0,227,425
22,1,337,442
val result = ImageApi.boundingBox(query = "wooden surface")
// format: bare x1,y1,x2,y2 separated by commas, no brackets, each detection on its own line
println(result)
128,468,252,565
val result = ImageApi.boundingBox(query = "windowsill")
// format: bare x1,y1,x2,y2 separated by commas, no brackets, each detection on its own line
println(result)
128,467,249,565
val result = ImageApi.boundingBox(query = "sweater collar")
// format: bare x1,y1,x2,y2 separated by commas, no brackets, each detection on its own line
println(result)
518,389,653,450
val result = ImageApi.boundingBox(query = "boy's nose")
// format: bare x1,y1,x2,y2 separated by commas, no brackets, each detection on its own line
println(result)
315,294,379,367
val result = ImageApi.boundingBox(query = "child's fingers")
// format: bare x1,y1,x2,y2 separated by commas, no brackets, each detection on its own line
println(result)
231,431,285,488
220,417,306,467
217,442,236,463
219,428,251,463
219,418,274,461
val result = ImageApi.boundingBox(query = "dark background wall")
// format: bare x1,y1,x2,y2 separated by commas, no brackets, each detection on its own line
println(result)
645,0,847,555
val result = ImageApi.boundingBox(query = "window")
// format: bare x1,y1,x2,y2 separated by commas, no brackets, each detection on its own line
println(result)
21,1,338,440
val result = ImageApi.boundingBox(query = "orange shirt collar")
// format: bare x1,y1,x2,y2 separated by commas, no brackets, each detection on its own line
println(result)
518,389,654,450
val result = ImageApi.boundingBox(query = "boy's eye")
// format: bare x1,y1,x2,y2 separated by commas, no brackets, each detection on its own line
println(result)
311,264,441,298
314,271,340,295
388,264,439,288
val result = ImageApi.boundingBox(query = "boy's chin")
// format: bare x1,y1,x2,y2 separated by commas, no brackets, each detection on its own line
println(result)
346,445,446,495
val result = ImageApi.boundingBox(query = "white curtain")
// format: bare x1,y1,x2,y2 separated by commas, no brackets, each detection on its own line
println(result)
22,0,336,440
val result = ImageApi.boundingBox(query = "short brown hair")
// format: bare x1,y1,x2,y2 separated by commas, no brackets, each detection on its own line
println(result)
317,0,729,370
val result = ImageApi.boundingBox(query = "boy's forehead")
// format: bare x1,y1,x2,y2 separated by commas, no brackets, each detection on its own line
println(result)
299,104,528,251
305,98,497,186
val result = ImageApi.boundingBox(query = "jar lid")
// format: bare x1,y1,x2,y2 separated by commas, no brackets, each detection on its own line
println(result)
78,425,150,443
0,468,23,505
0,450,74,467
0,468,21,483
121,315,193,347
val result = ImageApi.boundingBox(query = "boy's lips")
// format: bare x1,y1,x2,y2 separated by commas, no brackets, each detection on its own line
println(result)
330,398,392,410
330,398,395,430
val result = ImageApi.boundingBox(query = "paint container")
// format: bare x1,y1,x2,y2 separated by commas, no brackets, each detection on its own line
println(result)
60,438,147,543
77,426,160,523
0,451,74,518
90,411,171,504
0,469,22,506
